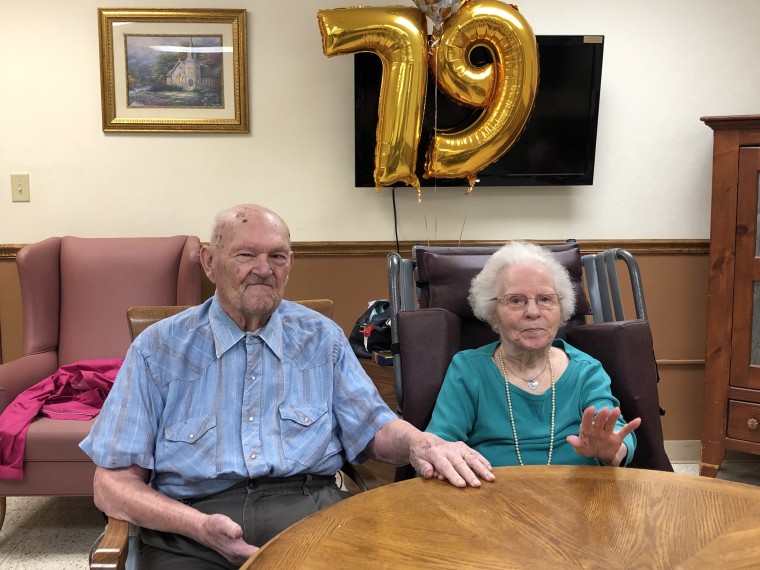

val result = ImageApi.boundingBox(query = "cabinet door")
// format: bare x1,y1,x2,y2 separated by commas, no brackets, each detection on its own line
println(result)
731,147,760,388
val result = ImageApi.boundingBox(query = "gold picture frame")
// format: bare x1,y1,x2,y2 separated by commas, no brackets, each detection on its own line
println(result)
98,8,248,133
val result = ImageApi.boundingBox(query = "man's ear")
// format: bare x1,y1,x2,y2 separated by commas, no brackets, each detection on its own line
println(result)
200,245,216,284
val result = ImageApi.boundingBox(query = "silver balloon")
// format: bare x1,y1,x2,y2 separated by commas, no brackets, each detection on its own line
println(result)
412,0,468,33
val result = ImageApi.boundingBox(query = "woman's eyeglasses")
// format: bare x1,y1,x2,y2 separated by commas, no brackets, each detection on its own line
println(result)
492,294,563,311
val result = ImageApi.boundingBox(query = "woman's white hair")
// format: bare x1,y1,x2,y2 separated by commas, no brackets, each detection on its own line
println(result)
469,241,577,327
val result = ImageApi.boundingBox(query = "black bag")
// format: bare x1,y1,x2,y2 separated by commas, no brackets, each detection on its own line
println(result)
349,300,391,358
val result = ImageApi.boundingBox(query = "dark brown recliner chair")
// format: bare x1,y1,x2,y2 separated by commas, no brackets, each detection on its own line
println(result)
0,236,202,530
387,242,672,480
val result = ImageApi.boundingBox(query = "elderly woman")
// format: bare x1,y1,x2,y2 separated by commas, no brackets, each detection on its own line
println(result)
425,241,640,467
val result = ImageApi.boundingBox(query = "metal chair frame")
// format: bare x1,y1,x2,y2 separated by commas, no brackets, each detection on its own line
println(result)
581,248,647,323
388,242,649,413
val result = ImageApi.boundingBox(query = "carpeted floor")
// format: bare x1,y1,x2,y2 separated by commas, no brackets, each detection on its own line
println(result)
673,459,760,485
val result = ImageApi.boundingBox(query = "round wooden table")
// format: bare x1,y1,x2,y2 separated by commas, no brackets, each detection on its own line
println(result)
243,465,760,569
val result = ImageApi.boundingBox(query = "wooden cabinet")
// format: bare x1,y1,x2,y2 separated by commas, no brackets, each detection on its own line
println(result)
701,115,760,476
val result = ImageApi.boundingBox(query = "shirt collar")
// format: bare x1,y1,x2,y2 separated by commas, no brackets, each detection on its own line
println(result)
209,295,284,361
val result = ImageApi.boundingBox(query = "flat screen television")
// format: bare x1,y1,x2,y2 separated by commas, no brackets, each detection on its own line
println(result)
354,35,604,187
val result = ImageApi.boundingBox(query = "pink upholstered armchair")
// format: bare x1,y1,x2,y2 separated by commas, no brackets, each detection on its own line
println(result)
0,236,202,530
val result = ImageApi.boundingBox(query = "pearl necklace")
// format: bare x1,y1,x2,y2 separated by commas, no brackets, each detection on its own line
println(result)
498,345,555,466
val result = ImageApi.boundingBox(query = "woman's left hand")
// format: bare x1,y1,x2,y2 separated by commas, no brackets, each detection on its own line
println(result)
566,406,642,466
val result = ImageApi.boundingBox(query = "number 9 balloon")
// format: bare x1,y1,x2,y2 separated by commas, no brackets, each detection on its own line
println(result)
424,0,539,186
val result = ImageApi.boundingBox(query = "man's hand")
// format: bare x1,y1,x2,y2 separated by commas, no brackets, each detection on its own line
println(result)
93,466,258,564
566,406,641,466
409,432,494,487
365,419,494,487
199,514,259,565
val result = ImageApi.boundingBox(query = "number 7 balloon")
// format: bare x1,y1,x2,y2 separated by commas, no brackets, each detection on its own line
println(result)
317,6,428,192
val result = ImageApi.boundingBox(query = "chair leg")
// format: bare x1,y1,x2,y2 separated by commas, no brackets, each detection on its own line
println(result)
0,496,6,532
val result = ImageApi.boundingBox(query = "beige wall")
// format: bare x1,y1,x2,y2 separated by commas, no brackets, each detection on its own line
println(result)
0,1,759,243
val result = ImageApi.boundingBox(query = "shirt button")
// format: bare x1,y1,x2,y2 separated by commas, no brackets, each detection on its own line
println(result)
303,417,310,424
250,454,256,460
248,416,254,422
249,375,256,381
189,434,194,439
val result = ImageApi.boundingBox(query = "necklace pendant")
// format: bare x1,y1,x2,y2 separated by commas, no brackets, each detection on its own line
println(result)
527,379,539,390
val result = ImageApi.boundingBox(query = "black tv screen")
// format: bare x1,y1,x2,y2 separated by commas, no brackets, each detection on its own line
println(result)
354,35,604,187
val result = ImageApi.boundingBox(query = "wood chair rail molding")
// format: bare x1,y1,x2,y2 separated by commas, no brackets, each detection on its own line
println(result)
0,239,708,259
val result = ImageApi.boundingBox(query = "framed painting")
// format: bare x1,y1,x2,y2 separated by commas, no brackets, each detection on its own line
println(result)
98,8,248,133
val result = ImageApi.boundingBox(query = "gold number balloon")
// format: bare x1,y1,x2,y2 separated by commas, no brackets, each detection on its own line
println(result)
424,0,539,186
317,7,428,191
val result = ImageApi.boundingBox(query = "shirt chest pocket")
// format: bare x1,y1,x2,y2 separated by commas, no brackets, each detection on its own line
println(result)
162,414,218,480
279,403,336,467
165,414,217,444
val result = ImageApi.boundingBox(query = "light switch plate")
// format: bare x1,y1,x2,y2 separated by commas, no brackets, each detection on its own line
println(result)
10,173,30,202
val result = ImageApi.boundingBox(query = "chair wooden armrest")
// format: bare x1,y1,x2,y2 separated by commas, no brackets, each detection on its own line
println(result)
127,306,192,341
89,463,377,570
293,298,334,319
90,517,129,570
340,461,382,492
90,462,377,569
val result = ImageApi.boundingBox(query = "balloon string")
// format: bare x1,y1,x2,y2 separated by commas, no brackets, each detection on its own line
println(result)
419,188,431,246
433,187,438,240
457,185,474,246
431,36,439,240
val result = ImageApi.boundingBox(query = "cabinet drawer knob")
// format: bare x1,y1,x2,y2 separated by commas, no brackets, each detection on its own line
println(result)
748,418,759,430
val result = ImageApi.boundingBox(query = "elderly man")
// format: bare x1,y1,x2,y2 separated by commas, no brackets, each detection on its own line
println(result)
80,204,493,569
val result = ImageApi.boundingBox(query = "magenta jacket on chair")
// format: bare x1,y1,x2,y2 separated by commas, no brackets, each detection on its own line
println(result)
0,358,123,479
